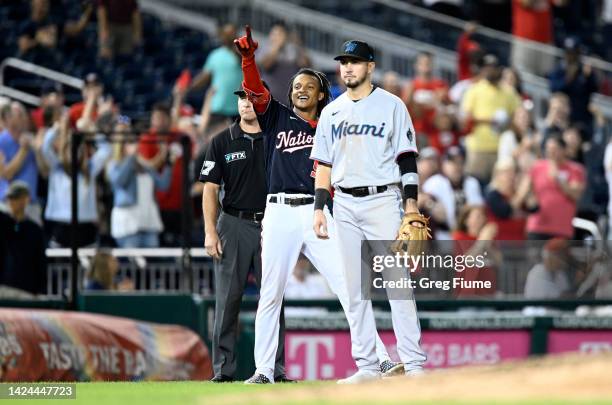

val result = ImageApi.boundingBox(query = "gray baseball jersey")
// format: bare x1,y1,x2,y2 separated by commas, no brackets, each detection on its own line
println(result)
310,87,418,188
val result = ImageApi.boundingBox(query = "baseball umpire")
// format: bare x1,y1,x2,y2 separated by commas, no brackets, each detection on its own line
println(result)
200,86,290,383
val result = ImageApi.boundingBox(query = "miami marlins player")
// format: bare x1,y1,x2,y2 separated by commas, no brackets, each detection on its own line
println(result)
311,40,428,384
234,27,401,384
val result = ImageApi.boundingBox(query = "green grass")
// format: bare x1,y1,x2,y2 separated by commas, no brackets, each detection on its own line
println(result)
0,382,610,405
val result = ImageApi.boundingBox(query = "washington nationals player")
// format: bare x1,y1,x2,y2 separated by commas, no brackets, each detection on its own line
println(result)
311,40,428,384
234,27,400,384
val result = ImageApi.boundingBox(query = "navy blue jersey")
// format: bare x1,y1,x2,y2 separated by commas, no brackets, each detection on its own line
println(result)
257,97,317,195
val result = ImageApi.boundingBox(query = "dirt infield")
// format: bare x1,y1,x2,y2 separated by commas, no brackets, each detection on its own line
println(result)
225,353,612,404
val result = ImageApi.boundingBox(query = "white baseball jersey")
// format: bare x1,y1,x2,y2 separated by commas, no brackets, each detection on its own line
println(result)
310,87,418,188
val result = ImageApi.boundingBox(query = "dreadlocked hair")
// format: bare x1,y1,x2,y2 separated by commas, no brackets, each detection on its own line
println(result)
287,68,332,118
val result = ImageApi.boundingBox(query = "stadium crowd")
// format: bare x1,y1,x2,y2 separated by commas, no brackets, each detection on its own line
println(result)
0,0,611,299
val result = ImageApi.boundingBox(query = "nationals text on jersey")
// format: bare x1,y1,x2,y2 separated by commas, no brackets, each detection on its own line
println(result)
275,130,314,153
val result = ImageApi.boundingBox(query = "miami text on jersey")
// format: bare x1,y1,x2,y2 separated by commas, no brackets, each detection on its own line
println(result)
275,130,314,153
331,120,386,140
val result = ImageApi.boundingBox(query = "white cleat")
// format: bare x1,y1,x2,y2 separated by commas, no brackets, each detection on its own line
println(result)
405,368,425,377
337,369,382,384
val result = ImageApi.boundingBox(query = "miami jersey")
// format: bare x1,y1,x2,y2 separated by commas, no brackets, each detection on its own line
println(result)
257,97,318,195
310,87,418,188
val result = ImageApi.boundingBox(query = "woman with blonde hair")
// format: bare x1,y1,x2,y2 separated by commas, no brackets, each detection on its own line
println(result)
497,104,538,173
107,117,172,248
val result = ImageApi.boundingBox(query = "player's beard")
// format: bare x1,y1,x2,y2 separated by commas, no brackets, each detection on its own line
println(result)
344,73,367,89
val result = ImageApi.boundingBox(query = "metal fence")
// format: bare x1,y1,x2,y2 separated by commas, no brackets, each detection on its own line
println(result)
45,248,214,299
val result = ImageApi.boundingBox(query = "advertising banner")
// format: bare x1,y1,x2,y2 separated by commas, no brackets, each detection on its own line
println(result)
548,331,612,354
0,309,212,381
285,330,531,380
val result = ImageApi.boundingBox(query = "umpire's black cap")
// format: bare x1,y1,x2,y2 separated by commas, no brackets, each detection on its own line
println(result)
334,40,375,62
233,81,270,98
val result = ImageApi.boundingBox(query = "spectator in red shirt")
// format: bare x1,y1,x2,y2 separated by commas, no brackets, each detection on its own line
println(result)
485,159,534,240
522,136,586,240
31,82,64,131
97,0,142,59
69,73,102,129
138,102,187,247
456,21,480,82
403,52,448,147
511,0,566,76
452,205,500,296
428,105,464,154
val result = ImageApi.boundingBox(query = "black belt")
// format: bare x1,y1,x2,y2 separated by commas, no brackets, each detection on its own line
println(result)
268,196,314,206
337,185,388,197
223,207,264,222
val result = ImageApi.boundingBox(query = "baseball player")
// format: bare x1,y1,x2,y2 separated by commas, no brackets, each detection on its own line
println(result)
233,27,400,384
311,40,428,384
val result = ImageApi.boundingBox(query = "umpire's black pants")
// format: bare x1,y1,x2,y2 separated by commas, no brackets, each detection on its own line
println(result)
212,212,286,378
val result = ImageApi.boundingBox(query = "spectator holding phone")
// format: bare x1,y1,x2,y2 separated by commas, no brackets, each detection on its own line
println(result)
107,117,171,248
42,106,111,247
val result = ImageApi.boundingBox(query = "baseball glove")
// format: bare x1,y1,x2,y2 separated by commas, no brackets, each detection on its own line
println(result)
390,213,432,255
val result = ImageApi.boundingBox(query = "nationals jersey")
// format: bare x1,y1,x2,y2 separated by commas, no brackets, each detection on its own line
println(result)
310,87,418,188
257,97,318,195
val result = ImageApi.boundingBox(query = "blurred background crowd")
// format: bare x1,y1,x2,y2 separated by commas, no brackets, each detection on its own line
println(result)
0,0,612,298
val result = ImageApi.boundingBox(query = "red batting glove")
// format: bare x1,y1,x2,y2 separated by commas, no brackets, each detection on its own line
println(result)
233,25,258,59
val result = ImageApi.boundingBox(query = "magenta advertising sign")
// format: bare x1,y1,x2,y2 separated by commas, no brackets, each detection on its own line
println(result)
284,330,531,380
548,331,612,354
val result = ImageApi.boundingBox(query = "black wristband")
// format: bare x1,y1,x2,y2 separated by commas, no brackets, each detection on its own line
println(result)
314,188,331,211
403,184,418,200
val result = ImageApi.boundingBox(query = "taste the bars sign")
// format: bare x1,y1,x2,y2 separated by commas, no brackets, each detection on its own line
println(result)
284,330,531,380
0,309,212,381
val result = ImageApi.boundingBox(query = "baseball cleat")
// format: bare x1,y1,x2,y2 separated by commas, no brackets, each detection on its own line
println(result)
211,374,234,383
274,374,297,383
380,360,404,378
337,369,381,384
244,373,272,384
405,368,425,377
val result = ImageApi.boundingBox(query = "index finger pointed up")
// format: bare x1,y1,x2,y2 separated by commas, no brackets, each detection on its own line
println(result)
245,25,252,41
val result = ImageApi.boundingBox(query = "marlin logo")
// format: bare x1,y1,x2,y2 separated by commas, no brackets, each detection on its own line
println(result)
345,42,357,53
407,128,414,143
331,120,386,140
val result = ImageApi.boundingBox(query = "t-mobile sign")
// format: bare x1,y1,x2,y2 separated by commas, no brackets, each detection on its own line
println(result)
548,331,612,354
285,330,531,380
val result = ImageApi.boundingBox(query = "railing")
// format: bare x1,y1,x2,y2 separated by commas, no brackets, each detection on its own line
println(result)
43,227,607,300
45,248,214,299
147,0,612,121
0,57,84,106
